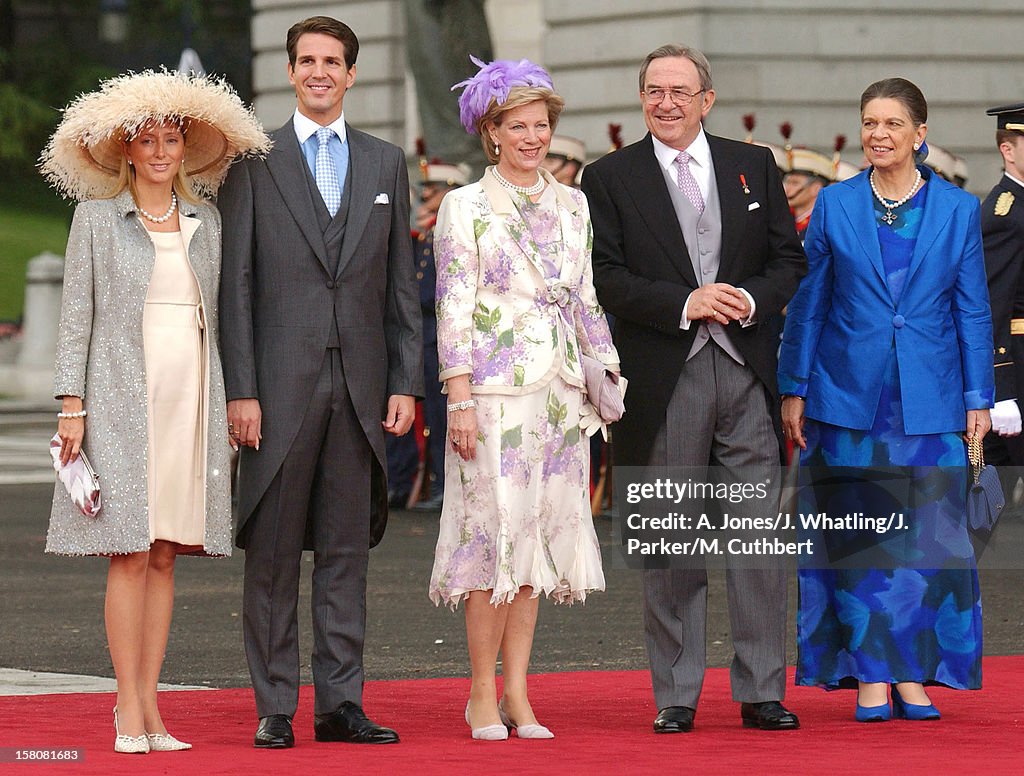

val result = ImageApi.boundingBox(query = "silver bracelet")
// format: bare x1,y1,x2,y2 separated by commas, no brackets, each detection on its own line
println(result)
57,409,87,419
447,399,476,413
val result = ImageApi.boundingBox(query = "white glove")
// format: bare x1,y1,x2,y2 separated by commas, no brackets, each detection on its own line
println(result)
991,399,1022,437
579,401,608,441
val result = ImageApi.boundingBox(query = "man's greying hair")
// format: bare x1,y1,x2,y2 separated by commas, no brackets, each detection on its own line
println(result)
639,45,713,92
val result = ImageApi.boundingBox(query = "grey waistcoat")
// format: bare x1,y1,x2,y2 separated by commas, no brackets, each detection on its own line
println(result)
302,152,354,347
661,159,744,364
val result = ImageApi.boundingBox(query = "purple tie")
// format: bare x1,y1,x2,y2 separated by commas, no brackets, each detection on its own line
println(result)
674,151,704,214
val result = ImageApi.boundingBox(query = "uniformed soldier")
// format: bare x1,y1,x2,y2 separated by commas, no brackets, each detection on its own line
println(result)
923,142,958,184
982,103,1024,470
783,147,833,241
541,134,587,187
387,158,470,510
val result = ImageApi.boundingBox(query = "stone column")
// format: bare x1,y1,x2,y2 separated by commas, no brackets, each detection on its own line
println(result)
17,253,64,369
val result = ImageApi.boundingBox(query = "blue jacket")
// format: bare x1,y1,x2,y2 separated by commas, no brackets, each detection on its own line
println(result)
778,168,994,434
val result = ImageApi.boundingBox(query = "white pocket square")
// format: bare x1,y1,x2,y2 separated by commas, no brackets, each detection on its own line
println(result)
747,201,760,211
374,193,390,205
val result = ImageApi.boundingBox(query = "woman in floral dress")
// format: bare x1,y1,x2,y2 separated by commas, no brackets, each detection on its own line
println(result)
429,58,619,740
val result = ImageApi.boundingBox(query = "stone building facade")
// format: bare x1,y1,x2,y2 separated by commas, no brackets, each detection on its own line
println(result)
253,0,1024,194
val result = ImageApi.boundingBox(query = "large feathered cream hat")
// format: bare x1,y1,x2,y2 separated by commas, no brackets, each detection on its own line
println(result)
40,70,271,201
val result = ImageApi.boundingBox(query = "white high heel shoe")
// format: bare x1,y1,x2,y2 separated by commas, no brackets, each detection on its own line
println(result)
498,700,554,739
146,732,193,751
113,708,150,754
465,701,509,741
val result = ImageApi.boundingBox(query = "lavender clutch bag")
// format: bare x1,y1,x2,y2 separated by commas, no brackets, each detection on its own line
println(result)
581,355,627,422
49,433,102,518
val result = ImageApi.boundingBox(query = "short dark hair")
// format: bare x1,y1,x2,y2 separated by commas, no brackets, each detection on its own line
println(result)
860,78,927,126
286,16,359,69
639,45,712,93
997,128,1024,150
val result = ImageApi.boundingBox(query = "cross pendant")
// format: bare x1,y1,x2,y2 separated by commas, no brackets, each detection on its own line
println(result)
881,209,897,225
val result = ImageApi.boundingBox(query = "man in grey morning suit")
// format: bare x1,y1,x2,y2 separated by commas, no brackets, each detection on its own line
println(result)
218,16,422,748
582,45,806,733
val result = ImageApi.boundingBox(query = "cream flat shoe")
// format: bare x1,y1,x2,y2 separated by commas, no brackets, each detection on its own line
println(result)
465,701,509,741
498,700,554,739
146,732,193,751
113,708,150,754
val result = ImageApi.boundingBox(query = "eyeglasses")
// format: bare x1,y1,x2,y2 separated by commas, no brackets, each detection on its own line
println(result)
643,87,705,105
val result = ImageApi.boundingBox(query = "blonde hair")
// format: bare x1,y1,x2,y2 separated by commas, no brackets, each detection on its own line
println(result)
476,86,565,165
108,124,202,205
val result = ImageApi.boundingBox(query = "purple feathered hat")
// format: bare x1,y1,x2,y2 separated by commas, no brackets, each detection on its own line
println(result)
452,56,555,135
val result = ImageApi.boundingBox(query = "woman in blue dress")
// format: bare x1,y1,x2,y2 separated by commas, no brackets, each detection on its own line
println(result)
778,78,992,722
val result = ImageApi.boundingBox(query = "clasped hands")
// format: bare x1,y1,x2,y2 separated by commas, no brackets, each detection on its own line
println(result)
686,283,750,325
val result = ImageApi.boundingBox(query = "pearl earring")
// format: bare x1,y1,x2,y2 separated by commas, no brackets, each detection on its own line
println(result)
913,143,920,150
494,143,500,156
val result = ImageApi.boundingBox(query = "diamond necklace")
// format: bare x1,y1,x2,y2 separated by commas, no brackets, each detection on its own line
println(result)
869,169,921,225
492,167,545,196
136,192,178,224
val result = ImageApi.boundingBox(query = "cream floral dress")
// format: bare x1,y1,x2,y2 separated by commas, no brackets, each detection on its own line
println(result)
428,174,618,608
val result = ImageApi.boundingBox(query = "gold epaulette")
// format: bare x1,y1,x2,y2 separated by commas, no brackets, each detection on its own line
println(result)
995,191,1014,216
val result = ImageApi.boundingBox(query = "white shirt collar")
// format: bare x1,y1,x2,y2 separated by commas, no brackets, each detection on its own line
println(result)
1005,170,1024,189
651,126,710,172
293,109,347,145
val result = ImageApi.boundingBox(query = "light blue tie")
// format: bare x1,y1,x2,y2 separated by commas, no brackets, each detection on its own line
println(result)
315,127,341,216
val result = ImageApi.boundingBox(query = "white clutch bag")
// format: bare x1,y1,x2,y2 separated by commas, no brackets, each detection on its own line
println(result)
49,433,102,518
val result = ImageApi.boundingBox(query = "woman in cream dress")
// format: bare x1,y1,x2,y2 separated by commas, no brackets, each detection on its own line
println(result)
41,72,269,754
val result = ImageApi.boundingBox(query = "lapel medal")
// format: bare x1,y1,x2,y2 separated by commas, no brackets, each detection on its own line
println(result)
739,174,750,195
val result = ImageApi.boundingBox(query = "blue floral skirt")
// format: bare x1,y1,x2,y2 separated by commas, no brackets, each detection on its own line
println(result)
796,355,982,689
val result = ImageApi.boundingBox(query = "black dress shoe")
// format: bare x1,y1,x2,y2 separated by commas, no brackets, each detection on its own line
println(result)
254,714,294,748
740,701,800,730
314,701,400,744
653,706,696,733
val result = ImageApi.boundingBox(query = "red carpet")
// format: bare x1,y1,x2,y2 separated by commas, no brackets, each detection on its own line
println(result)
2,658,1022,775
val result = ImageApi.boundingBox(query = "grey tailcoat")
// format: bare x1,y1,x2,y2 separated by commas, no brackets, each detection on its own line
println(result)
46,191,232,557
217,124,423,549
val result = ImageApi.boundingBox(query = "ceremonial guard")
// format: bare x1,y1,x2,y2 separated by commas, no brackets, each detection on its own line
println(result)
982,104,1024,465
541,135,587,186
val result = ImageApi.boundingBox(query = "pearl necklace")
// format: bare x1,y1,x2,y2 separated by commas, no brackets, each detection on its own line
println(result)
136,193,178,224
870,169,922,225
492,167,545,196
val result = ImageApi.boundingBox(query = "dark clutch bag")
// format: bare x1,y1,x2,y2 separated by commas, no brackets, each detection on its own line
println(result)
967,435,1003,533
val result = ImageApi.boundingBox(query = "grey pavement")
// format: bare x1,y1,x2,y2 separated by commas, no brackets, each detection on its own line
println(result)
0,668,209,696
0,403,59,485
1,408,1022,696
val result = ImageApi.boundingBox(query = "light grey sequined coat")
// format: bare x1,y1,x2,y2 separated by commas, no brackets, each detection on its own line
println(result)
46,190,232,556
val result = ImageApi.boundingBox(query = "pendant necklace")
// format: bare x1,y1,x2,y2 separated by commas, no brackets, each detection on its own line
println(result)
870,169,921,225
